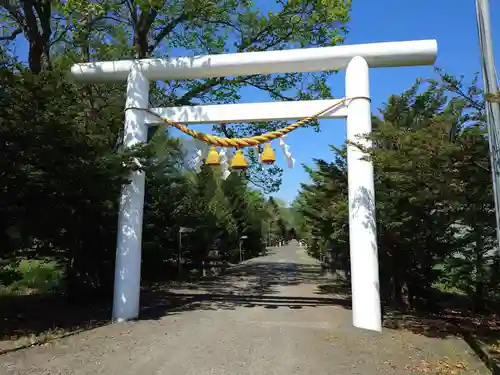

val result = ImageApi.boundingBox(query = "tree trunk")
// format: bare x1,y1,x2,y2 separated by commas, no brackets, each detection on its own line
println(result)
474,226,486,312
21,0,52,73
391,246,406,307
28,36,44,73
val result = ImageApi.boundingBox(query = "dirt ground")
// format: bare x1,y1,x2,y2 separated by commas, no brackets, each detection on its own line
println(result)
0,244,492,375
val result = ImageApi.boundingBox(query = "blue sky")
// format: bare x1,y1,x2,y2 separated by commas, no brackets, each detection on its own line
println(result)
273,0,500,205
8,0,500,205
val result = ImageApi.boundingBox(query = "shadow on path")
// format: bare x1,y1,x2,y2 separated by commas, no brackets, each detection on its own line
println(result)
139,260,352,320
0,253,351,352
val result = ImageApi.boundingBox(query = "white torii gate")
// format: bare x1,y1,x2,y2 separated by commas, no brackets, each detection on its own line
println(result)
71,39,437,332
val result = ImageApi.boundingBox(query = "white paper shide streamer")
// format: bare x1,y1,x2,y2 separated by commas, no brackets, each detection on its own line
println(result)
184,139,233,179
279,135,295,169
255,146,264,170
219,148,232,180
185,140,208,172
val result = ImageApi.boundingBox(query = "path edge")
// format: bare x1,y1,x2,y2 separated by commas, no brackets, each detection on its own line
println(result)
462,332,500,375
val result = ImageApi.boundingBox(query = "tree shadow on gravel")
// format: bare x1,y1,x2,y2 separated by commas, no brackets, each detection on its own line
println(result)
137,261,353,321
141,276,500,374
1,259,351,352
0,292,112,353
309,277,500,348
315,282,351,296
381,302,500,373
5,259,498,354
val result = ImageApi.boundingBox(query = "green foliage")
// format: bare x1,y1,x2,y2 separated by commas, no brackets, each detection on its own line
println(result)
0,65,279,294
0,260,62,295
0,1,350,298
1,0,351,192
1,0,496,320
0,67,132,297
294,70,499,312
2,0,496,323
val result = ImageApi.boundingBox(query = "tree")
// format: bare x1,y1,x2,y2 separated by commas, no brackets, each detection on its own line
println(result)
0,1,354,299
293,147,349,268
1,0,352,192
294,71,499,311
0,67,133,299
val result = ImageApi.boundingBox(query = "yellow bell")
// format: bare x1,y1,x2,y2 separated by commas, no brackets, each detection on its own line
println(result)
231,149,248,170
205,146,220,166
261,143,276,165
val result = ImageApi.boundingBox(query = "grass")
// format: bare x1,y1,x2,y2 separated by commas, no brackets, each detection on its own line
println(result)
0,259,113,353
433,282,467,296
0,259,76,352
0,259,63,296
0,257,231,352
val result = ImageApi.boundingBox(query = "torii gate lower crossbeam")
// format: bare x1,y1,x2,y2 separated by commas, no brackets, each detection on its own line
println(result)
70,39,438,332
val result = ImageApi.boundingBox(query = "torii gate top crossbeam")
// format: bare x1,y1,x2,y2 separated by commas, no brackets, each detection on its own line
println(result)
70,40,437,82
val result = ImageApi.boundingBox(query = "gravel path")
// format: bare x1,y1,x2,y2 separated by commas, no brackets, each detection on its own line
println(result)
0,242,489,375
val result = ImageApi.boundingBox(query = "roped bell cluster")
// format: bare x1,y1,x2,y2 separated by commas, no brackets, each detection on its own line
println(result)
137,98,344,173
204,143,276,171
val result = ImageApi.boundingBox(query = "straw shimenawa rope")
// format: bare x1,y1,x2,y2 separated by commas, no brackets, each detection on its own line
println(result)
128,97,367,148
